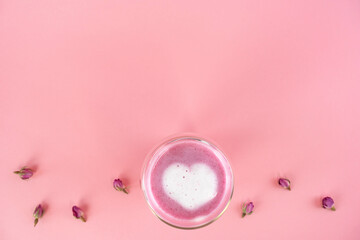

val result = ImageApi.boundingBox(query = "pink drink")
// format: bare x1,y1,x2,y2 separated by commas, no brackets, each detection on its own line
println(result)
142,136,234,229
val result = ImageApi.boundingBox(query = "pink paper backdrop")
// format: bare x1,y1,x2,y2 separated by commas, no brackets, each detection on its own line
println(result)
1,0,360,239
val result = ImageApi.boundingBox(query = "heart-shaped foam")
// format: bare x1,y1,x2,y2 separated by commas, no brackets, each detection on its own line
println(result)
162,163,218,210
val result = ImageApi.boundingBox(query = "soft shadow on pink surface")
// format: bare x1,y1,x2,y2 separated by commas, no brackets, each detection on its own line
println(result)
22,155,40,173
313,196,323,209
208,130,264,157
41,201,49,217
78,199,90,220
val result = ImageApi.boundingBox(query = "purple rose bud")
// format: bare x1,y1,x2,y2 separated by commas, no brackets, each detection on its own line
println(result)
14,167,33,180
113,179,128,194
33,204,44,227
278,178,291,190
72,206,86,222
242,202,254,218
322,196,336,211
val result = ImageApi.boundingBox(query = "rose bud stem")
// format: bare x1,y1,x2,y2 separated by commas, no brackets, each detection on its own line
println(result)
322,196,336,211
72,206,86,222
278,178,291,191
113,179,128,194
14,167,34,180
242,202,254,218
33,204,44,227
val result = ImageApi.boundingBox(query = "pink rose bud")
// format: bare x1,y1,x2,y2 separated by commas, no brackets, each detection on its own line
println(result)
242,202,254,218
278,178,291,190
113,179,128,194
72,206,86,222
14,167,33,180
33,204,44,227
322,196,336,211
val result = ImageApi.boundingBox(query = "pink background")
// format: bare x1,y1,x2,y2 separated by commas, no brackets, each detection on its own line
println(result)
1,0,360,239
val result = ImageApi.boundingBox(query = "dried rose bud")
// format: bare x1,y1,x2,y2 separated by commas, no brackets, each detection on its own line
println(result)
113,179,128,194
278,178,291,190
33,204,44,227
14,167,33,180
72,206,86,222
322,196,336,211
242,202,254,218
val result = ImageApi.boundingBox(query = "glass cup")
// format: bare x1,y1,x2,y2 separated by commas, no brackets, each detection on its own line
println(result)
141,134,234,229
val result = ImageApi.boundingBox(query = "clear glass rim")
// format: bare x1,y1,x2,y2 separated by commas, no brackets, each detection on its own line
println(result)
141,134,234,230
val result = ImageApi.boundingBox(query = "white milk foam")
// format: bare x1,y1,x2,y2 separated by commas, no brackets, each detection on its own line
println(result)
162,163,218,210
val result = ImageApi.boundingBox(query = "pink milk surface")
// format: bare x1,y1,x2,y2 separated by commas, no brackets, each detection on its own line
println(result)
150,140,227,221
